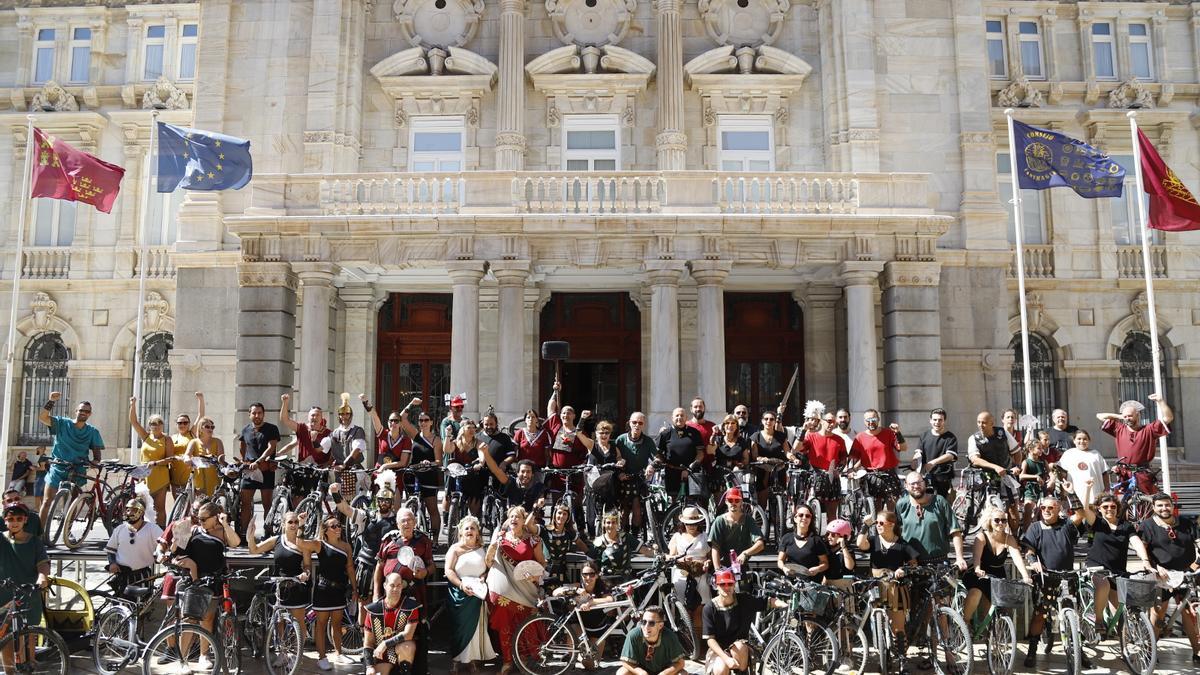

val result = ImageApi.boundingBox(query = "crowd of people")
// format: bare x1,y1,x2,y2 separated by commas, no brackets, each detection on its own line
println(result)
5,382,1200,673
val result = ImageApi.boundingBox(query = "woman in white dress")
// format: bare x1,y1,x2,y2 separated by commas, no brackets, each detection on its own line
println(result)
667,506,711,660
444,516,497,673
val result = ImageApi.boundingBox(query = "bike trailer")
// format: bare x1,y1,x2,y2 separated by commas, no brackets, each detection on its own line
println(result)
40,575,94,649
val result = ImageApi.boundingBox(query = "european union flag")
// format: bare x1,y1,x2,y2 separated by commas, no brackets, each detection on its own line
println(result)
1012,120,1124,198
156,122,252,193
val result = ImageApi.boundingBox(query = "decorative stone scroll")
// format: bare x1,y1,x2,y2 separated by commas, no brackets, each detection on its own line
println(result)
393,0,485,49
29,81,78,112
996,76,1044,109
1108,78,1154,110
698,0,791,48
527,44,655,128
370,46,496,130
142,77,189,110
546,0,638,48
30,292,58,331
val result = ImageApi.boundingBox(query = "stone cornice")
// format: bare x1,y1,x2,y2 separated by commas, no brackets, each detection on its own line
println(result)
237,262,297,292
881,260,941,289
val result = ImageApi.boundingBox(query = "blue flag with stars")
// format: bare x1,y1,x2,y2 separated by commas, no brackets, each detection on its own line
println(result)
1011,120,1124,198
156,122,252,192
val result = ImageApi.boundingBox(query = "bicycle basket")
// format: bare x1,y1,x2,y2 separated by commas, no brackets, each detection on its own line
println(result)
989,578,1029,609
796,584,839,616
1117,576,1159,609
228,575,256,608
178,585,215,619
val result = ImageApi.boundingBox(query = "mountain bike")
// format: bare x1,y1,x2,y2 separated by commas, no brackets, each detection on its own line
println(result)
395,463,438,536
265,460,328,538
1077,569,1157,675
0,578,69,674
1111,462,1156,523
759,572,846,675
139,572,226,675
63,460,147,549
952,468,1011,535
1030,567,1086,675
42,458,94,546
91,572,172,674
242,575,306,675
902,563,973,675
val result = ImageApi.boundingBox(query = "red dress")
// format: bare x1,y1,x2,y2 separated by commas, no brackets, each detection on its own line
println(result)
488,536,542,663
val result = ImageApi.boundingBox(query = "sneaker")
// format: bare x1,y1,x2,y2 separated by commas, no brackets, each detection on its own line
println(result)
317,658,333,671
1081,655,1094,670
195,656,213,672
1023,651,1036,669
1192,651,1200,665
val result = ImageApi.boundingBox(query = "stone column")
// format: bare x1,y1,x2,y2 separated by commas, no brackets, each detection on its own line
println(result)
492,260,531,420
236,262,297,422
655,0,687,170
340,283,386,406
882,261,943,432
294,263,337,409
841,262,884,419
448,262,486,418
495,0,527,170
691,261,732,418
645,261,685,421
798,285,841,407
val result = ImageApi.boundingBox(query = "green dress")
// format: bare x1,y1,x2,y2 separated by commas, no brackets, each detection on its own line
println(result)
0,532,48,624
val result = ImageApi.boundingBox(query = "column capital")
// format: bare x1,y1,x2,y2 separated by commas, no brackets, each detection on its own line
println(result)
839,261,885,287
446,260,487,285
689,260,733,286
292,261,338,286
237,261,297,292
339,283,388,309
653,0,682,13
499,0,526,13
794,284,841,309
490,260,532,287
882,261,942,290
643,260,687,286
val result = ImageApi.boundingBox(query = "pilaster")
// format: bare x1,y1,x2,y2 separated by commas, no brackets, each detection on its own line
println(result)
797,285,841,408
690,260,732,418
881,261,943,432
447,261,487,419
340,282,387,413
294,263,337,410
644,260,685,421
236,262,297,421
841,261,884,419
496,0,527,170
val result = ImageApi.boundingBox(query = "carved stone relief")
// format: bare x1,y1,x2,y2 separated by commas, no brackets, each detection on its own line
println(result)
393,0,485,49
142,77,189,110
996,76,1044,109
31,292,58,331
1108,78,1154,110
29,81,78,112
546,0,638,47
698,0,791,48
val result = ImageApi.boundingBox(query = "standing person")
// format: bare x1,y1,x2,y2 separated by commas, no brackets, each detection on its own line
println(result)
375,508,437,605
1018,440,1050,531
967,411,1022,520
584,422,634,520
655,408,706,500
441,420,488,520
7,451,33,494
667,506,710,660
169,392,206,505
616,606,687,675
364,572,420,675
1097,394,1174,495
390,399,443,536
330,481,396,617
129,396,174,528
913,408,958,498
441,395,466,443
1020,494,1086,669
615,411,657,529
238,402,281,535
279,393,333,467
183,417,223,497
444,516,497,673
32,447,48,508
794,410,846,516
513,409,552,468
1058,430,1109,509
895,472,967,569
961,505,1031,627
170,501,240,663
485,506,546,675
834,409,855,445
369,397,415,469
104,494,162,597
712,415,751,472
247,511,317,652
544,381,589,494
1132,493,1200,663
856,509,919,667
702,568,786,675
687,398,717,496
848,410,906,508
0,503,50,671
36,391,104,532
732,405,758,442
479,412,518,475
1080,486,1142,631
707,487,765,571
1044,409,1077,463
777,504,829,580
1000,408,1023,447
328,394,369,488
313,515,358,670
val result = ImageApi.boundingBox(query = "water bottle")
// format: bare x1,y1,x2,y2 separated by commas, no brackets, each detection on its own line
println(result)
729,549,741,576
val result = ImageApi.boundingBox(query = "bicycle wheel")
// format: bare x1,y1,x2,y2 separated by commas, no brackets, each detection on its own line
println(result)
802,619,839,674
168,485,193,525
0,624,70,674
447,497,464,539
985,612,1016,675
871,611,892,675
43,489,71,546
748,504,769,543
217,609,242,675
103,489,132,535
213,491,237,528
295,496,321,538
264,491,290,537
142,623,224,675
762,629,812,675
930,606,973,675
1119,609,1157,675
513,615,575,675
333,602,364,656
62,494,97,549
1124,494,1153,524
664,596,694,657
265,610,303,675
835,618,869,675
242,593,269,659
93,605,137,675
1077,582,1099,647
1058,607,1082,675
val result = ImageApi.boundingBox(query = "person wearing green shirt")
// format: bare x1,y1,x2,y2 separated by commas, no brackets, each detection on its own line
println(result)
2,491,40,538
895,472,967,569
707,488,764,570
615,411,657,530
617,606,686,675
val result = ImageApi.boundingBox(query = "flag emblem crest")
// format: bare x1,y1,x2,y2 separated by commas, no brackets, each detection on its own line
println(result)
1024,141,1053,174
1162,169,1198,205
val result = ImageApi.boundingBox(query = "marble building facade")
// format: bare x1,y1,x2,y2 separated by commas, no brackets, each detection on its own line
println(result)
1,0,1200,468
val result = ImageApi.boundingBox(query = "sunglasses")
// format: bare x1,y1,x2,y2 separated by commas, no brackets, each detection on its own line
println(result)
3,516,23,522
581,572,597,577
326,523,342,529
419,418,432,422
716,582,736,588
149,422,163,426
285,519,299,524
795,513,813,519
177,421,189,425
1099,504,1118,510
201,425,215,430
762,417,776,422
640,619,661,626
1039,506,1058,511
388,419,401,424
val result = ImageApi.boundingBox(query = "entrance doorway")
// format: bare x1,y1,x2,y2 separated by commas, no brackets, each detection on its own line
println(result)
376,294,452,422
725,292,804,421
539,293,641,424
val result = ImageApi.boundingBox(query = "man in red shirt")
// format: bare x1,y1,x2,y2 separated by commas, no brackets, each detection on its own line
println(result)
849,409,907,507
795,411,847,515
1097,393,1174,493
279,393,333,466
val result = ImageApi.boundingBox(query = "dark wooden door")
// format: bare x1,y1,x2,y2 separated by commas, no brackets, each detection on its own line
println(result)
725,293,805,421
376,294,452,421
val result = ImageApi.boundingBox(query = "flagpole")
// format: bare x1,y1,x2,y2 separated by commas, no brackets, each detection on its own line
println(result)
0,115,37,474
1127,111,1171,495
1004,109,1036,433
130,111,159,463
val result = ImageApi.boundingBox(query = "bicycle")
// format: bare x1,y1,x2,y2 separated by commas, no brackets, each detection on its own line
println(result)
1111,462,1156,523
712,464,769,537
91,572,172,674
139,570,226,675
265,460,328,538
242,575,306,675
901,563,974,675
966,576,1029,675
759,572,845,675
41,458,94,546
167,455,242,525
637,469,677,550
952,468,1012,535
0,578,69,674
1153,568,1200,640
394,463,439,535
443,460,489,538
1076,568,1157,675
63,460,147,549
1028,567,1086,675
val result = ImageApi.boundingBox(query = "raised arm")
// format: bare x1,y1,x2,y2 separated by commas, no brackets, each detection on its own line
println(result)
244,515,278,555
1149,393,1174,425
279,393,298,433
39,391,61,428
129,397,149,442
194,392,206,426
1095,411,1122,422
547,379,561,420
362,394,384,436
397,398,422,439
478,445,510,484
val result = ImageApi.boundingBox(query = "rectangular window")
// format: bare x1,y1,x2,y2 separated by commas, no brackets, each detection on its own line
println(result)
178,23,198,80
1091,22,1115,80
33,28,55,84
32,199,76,247
562,115,620,171
144,24,165,80
409,117,464,171
1018,21,1044,79
145,189,184,246
718,116,774,172
69,28,91,83
996,154,1047,245
1129,23,1153,80
986,20,1007,79
1110,155,1160,245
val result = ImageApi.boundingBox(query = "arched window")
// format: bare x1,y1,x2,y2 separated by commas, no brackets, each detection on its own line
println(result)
1010,333,1056,428
137,333,173,425
19,333,70,445
1118,332,1168,426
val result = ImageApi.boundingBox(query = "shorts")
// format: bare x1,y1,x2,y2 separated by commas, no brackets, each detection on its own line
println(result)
356,566,375,598
46,462,87,489
161,573,178,600
34,474,45,497
241,470,276,491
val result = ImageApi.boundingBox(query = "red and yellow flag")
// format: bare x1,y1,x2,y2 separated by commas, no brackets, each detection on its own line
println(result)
30,127,125,213
1138,129,1200,232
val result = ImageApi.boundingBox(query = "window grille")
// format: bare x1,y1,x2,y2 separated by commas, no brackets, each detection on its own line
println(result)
137,333,173,426
1010,333,1056,428
19,333,70,446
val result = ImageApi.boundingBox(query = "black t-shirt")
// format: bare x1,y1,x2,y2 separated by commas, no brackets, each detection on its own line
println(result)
502,479,545,511
1138,517,1198,571
714,437,751,468
1021,520,1079,572
779,531,829,580
1045,426,1078,458
481,431,517,463
751,430,789,461
867,534,919,571
240,422,281,462
657,426,704,468
702,593,765,648
916,430,958,480
825,539,853,580
184,530,228,579
1086,517,1136,574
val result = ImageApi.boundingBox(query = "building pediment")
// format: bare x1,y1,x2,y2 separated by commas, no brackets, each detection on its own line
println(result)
371,46,496,128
